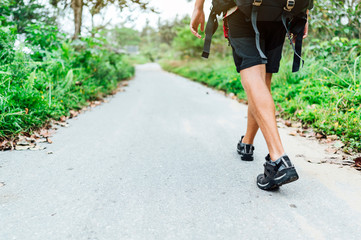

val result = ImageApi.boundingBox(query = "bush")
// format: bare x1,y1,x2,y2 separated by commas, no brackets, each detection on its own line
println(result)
0,22,134,139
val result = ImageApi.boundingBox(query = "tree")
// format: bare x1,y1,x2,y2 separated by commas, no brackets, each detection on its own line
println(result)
72,0,83,40
0,0,56,33
157,16,187,46
107,27,141,47
50,0,154,39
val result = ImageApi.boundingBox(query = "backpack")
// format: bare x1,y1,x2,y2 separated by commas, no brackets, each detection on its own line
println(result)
202,0,314,72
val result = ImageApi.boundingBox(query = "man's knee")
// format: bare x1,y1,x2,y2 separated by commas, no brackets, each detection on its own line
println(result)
240,64,269,92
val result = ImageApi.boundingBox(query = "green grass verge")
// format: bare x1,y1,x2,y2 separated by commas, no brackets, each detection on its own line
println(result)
160,53,361,153
0,35,134,139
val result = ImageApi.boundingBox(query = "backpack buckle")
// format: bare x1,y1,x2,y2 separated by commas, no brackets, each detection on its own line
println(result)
253,0,262,7
284,0,295,11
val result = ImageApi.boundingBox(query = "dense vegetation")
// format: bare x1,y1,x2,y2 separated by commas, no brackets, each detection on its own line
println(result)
0,0,134,139
154,1,361,152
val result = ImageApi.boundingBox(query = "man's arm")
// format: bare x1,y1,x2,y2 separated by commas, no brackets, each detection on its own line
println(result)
190,0,206,39
292,10,309,43
303,9,310,39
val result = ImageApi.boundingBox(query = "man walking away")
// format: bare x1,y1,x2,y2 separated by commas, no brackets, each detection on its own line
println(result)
190,0,312,190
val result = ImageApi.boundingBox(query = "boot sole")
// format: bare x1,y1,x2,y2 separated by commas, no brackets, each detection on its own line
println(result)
237,149,254,161
257,168,299,190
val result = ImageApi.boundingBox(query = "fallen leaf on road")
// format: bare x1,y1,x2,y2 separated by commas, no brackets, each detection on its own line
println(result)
325,148,337,154
327,135,338,141
228,92,235,98
15,145,31,150
16,137,31,146
36,138,47,143
60,116,67,122
342,159,355,165
354,157,361,167
289,131,297,136
39,129,52,138
69,110,78,118
299,132,306,137
307,131,316,137
30,145,46,151
307,158,322,164
285,120,292,127
54,121,68,127
47,138,53,144
292,122,302,128
0,140,13,150
90,100,102,108
316,133,324,139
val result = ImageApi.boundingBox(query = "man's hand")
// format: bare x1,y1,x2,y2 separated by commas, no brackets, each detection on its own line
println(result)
190,8,205,39
303,20,309,39
303,10,310,39
292,12,309,43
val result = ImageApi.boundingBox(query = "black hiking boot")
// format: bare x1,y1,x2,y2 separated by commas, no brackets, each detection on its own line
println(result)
237,136,254,161
257,154,299,190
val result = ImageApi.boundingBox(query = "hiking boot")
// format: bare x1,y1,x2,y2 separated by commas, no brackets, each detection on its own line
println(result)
237,136,254,161
257,154,299,190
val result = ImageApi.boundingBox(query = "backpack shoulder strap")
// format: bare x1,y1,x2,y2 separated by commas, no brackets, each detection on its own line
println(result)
281,12,307,72
251,0,267,60
202,10,219,58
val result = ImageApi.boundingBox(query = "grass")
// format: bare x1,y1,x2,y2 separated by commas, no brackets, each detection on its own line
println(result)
0,32,134,139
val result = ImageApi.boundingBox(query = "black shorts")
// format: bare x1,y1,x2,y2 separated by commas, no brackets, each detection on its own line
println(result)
227,9,287,73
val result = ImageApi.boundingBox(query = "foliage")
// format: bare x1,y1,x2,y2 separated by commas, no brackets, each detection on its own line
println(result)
50,0,155,38
274,54,361,151
0,0,56,33
0,25,17,64
0,0,61,61
0,9,134,139
172,24,204,58
310,0,361,39
105,27,141,48
139,15,230,62
50,0,153,13
309,37,361,63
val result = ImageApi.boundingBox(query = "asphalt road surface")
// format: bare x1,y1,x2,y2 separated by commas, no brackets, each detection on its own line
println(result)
1,63,361,240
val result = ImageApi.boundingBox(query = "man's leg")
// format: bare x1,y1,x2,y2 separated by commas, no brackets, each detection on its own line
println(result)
240,64,284,161
242,73,272,145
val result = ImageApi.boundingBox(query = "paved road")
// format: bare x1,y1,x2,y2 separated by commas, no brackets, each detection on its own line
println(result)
1,63,361,239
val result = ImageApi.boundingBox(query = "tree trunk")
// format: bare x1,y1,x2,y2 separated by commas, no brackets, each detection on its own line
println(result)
71,0,83,39
91,13,95,38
